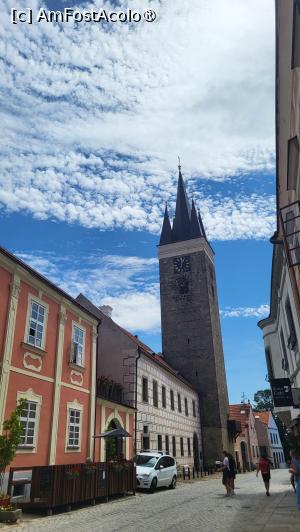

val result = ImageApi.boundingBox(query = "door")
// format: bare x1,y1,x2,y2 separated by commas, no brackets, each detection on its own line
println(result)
240,441,249,472
155,456,170,486
193,433,200,471
163,456,176,486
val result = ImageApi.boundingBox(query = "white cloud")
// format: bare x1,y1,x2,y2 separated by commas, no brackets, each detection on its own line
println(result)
0,0,275,239
102,290,161,332
16,249,158,298
16,249,270,333
220,305,270,318
16,248,161,331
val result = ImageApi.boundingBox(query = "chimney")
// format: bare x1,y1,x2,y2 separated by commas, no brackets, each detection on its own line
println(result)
99,305,113,317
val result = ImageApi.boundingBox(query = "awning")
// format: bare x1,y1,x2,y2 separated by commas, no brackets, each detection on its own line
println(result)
93,428,131,438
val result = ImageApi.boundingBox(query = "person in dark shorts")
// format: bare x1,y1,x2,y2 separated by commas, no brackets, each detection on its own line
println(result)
227,453,237,495
219,450,232,496
256,453,271,496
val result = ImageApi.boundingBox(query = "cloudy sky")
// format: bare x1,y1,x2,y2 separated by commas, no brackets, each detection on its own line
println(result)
0,0,275,402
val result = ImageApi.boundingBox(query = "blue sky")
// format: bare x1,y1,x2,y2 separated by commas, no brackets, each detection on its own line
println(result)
0,0,276,403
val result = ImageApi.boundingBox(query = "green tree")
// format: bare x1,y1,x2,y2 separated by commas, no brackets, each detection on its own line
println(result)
0,400,26,494
253,389,274,412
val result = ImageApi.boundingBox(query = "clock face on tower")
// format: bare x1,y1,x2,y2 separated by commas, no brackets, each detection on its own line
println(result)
173,255,191,274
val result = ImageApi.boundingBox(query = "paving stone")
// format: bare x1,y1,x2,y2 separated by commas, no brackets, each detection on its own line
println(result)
0,469,298,532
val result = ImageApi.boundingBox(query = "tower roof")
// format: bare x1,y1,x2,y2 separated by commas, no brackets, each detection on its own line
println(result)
190,199,203,239
172,168,192,242
159,204,173,245
159,165,208,245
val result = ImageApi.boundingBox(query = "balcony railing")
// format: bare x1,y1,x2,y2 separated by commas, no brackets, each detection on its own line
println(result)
96,376,124,404
280,201,300,267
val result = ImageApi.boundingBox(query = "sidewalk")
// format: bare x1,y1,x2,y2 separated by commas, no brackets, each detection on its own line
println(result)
230,471,299,532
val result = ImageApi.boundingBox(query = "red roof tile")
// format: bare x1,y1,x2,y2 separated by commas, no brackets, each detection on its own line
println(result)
229,404,252,437
252,411,271,426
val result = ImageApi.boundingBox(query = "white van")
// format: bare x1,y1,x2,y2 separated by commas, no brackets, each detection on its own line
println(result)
135,452,177,492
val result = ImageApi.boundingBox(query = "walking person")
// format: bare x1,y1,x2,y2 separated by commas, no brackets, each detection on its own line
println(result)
227,453,237,495
219,450,232,497
256,452,271,496
287,456,296,493
289,448,300,509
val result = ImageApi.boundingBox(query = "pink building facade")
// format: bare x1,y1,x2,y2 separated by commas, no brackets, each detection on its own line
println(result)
0,246,99,468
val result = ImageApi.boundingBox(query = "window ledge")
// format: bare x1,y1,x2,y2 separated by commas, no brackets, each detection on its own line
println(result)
17,446,36,453
66,447,80,452
21,342,46,356
69,362,85,372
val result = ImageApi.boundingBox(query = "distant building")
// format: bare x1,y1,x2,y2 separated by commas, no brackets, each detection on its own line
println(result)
229,404,259,472
258,0,300,444
0,246,99,468
254,412,285,468
77,294,202,468
159,166,231,462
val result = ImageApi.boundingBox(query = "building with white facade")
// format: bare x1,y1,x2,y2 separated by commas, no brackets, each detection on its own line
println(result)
254,412,285,468
258,0,300,444
137,349,202,468
77,294,202,469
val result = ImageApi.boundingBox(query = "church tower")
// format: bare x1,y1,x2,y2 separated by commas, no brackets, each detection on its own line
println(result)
158,165,230,462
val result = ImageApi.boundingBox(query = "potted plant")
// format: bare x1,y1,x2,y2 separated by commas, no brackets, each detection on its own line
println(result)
0,504,22,523
0,399,26,522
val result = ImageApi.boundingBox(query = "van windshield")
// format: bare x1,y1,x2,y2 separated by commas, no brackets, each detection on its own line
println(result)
136,455,158,467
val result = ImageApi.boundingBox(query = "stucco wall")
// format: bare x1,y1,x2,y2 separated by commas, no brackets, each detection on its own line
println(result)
136,354,202,467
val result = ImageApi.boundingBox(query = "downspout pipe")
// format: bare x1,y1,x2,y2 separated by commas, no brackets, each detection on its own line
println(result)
134,347,142,454
93,319,101,461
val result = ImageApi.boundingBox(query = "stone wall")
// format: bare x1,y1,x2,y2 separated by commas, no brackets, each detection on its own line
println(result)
159,240,231,462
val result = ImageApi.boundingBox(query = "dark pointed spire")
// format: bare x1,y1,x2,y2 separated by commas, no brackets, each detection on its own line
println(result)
197,208,207,239
172,163,192,242
159,162,209,246
159,203,173,245
190,199,203,238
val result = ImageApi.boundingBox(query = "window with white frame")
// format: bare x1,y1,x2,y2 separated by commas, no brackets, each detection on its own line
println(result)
67,408,81,449
27,300,46,348
71,325,84,366
19,401,37,447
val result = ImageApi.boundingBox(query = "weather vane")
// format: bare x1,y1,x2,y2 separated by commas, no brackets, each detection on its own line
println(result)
178,156,181,171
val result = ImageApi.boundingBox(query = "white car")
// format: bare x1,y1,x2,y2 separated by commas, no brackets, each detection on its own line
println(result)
135,452,177,492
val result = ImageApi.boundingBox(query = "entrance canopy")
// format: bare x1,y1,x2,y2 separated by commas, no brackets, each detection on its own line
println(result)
94,428,131,438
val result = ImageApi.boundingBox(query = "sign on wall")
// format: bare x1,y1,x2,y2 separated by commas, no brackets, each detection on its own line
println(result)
270,378,293,407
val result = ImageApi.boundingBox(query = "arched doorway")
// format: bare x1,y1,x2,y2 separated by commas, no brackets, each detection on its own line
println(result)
105,418,124,461
193,433,200,471
240,441,249,472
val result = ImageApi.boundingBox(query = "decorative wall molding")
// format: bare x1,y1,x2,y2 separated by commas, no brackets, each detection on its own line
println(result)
70,370,83,387
23,352,42,373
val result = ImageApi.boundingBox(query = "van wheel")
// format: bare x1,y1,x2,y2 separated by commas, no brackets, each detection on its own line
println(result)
169,476,176,489
149,477,157,493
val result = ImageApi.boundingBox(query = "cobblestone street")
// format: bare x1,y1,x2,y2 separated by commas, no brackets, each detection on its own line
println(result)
1,469,299,532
